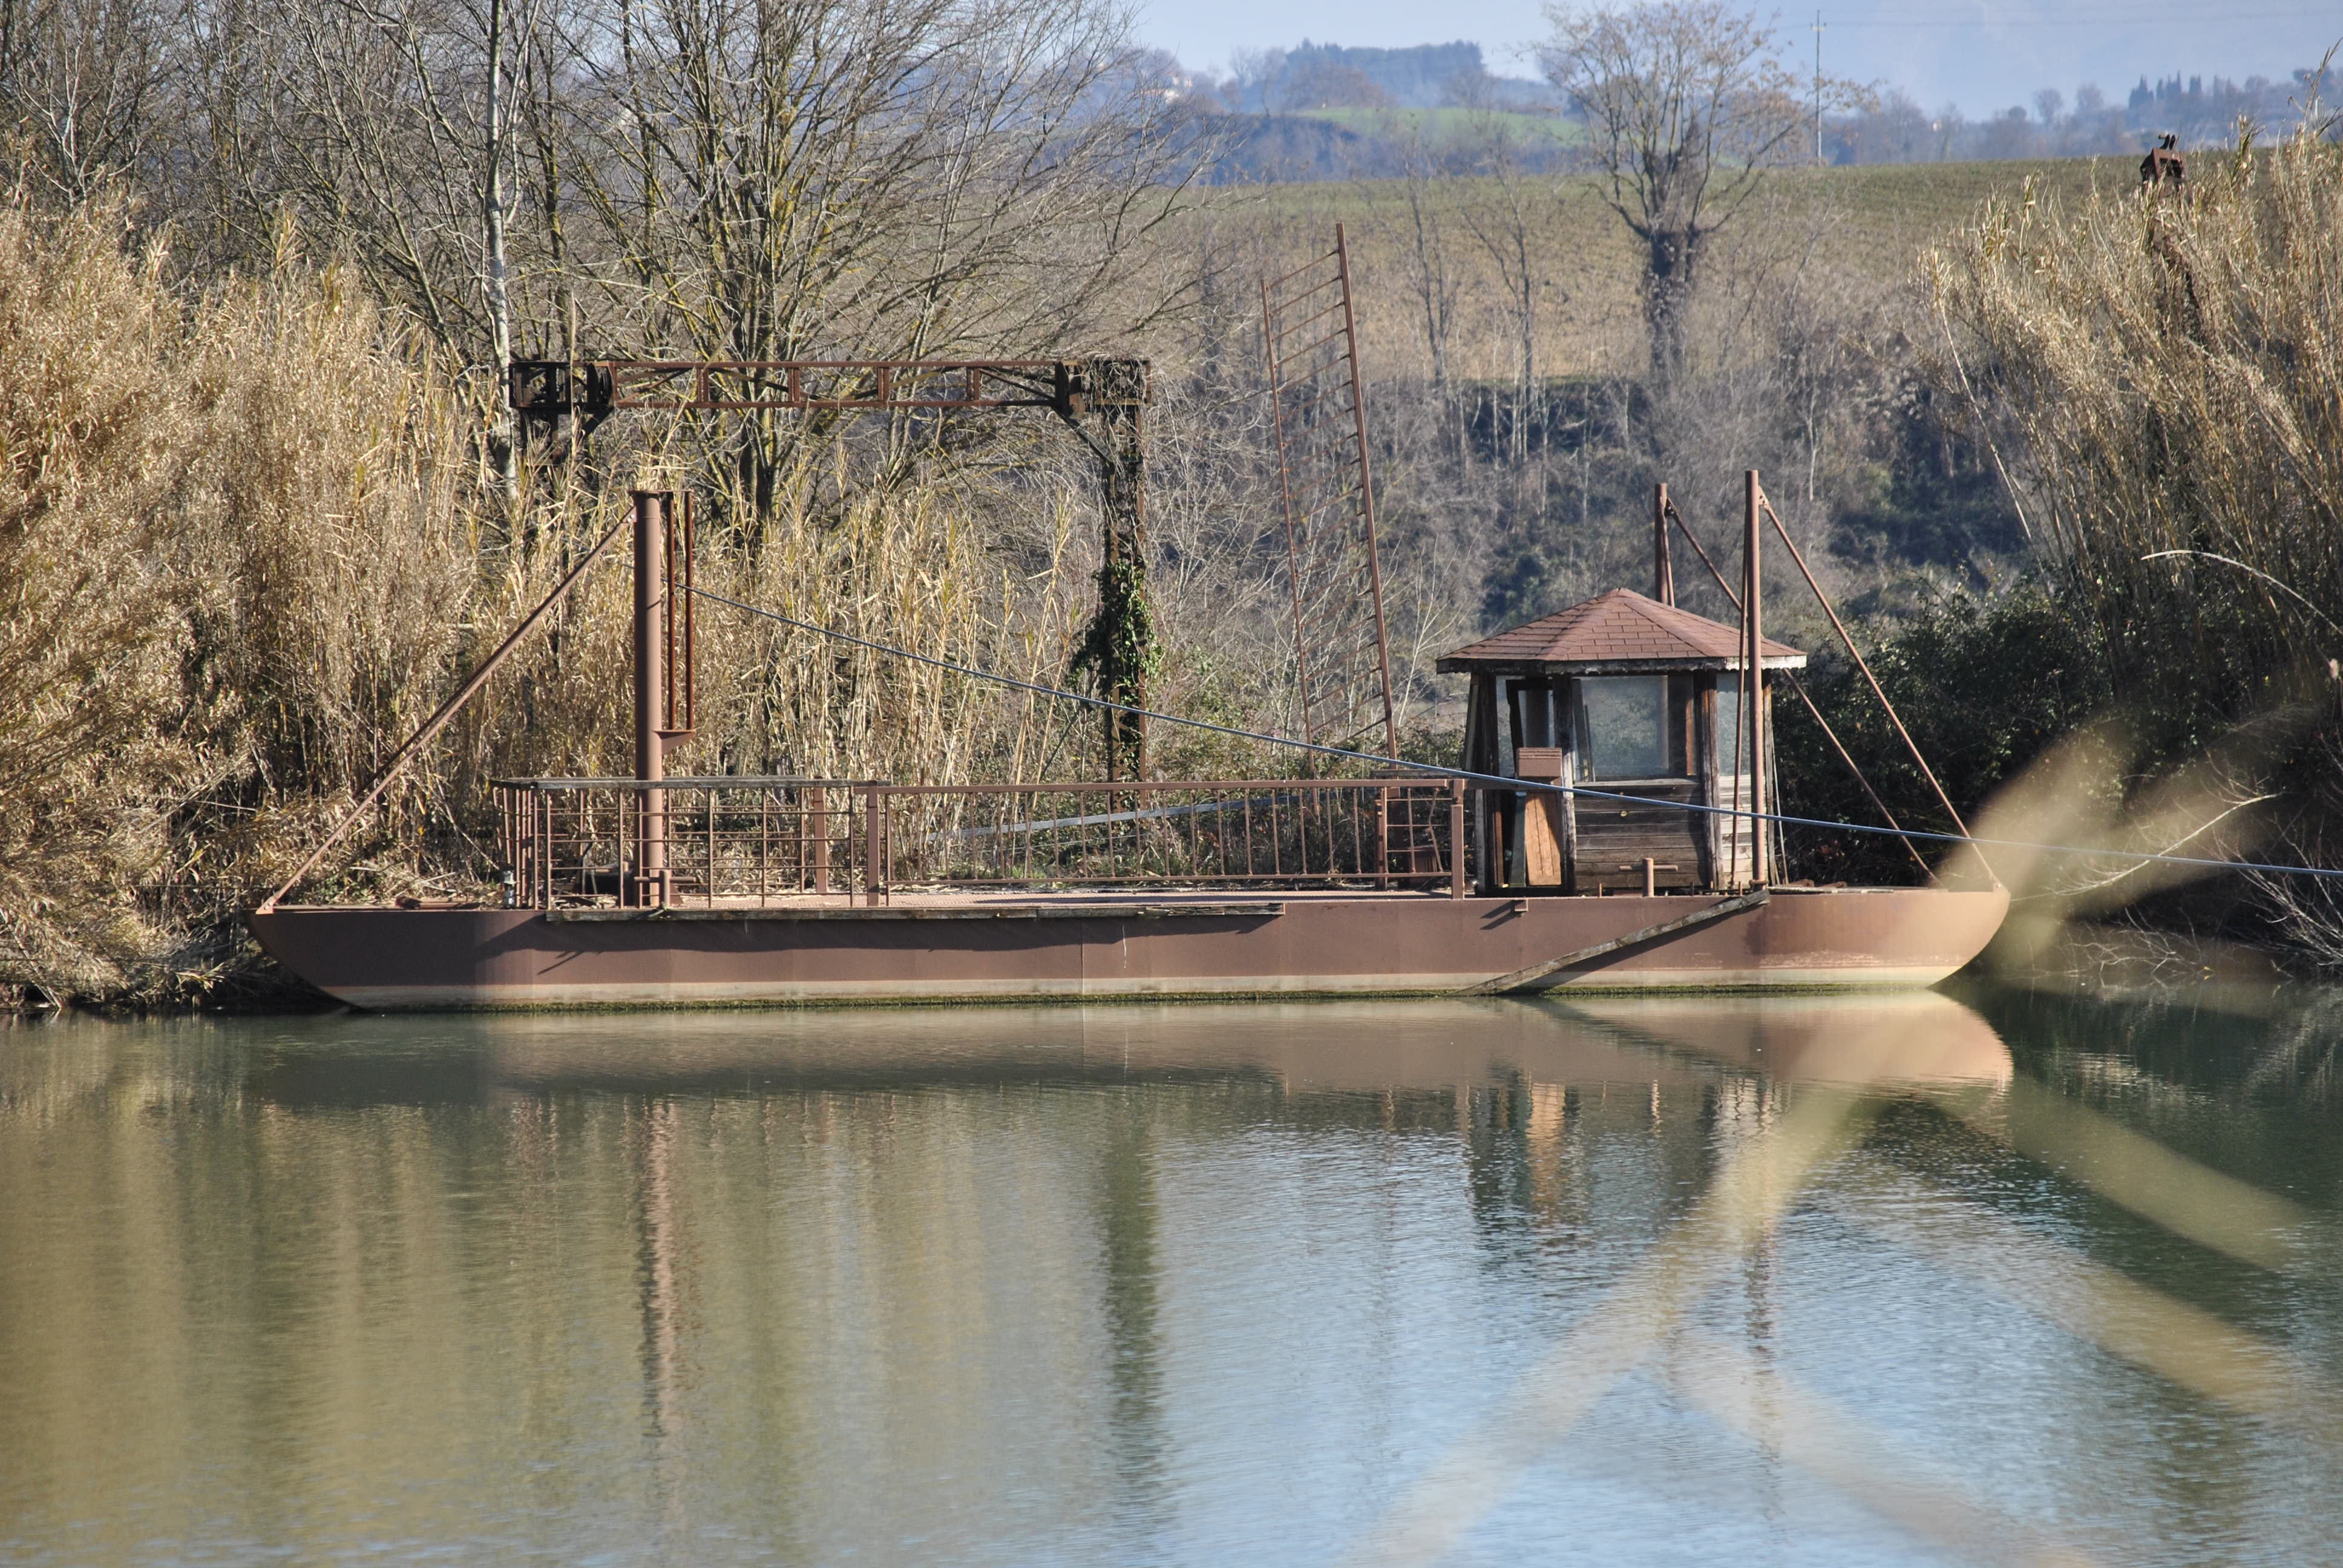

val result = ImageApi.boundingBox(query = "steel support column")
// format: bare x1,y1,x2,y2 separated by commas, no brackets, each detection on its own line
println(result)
634,489,668,906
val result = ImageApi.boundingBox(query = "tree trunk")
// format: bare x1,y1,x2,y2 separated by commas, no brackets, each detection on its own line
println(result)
1645,226,1699,383
483,0,519,519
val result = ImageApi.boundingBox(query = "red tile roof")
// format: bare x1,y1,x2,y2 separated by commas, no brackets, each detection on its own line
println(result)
1435,589,1805,672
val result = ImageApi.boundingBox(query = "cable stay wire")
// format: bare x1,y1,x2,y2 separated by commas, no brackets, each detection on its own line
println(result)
1828,6,2336,24
686,583,2343,883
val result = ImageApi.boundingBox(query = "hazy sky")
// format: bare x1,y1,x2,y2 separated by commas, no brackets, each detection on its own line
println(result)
1136,0,2342,121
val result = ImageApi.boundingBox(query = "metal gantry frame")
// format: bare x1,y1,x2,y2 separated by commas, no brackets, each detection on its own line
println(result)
508,354,1156,779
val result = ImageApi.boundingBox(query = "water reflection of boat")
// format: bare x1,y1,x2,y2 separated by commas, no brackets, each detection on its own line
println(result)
250,472,2004,1010
1553,991,2014,1086
222,995,2008,1108
471,1001,1726,1098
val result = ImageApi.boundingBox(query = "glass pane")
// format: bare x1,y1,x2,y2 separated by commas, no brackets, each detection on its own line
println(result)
1716,684,1745,774
1577,676,1668,779
1510,679,1559,749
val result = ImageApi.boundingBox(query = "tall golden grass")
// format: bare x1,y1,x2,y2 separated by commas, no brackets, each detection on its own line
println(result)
0,197,482,1001
1928,127,2343,773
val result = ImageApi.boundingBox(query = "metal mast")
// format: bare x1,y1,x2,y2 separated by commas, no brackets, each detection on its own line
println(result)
1260,226,1399,762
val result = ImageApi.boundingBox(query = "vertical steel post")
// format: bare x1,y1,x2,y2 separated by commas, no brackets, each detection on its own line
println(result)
1106,397,1147,780
863,783,885,906
1745,471,1768,887
808,784,830,895
1082,361,1151,783
634,489,668,906
1375,785,1390,889
1654,482,1676,606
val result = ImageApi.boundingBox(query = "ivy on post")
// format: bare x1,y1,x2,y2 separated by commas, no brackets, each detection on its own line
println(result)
1057,359,1156,781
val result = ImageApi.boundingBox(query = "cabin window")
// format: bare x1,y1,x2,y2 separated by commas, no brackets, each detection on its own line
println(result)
1507,678,1564,750
1575,676,1674,779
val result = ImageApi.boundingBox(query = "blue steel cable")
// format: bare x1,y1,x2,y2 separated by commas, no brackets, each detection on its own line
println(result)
686,583,2343,882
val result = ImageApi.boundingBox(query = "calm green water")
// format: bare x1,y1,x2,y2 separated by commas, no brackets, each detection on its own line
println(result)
2,987,2339,1566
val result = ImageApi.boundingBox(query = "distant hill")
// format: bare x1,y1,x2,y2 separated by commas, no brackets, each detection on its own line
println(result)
1196,107,1578,185
1193,41,1571,185
1219,40,1554,114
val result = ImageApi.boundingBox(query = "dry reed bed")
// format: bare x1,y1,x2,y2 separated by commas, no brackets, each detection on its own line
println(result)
1929,129,2343,823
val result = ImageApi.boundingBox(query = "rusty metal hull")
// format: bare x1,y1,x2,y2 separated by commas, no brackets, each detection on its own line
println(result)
249,886,2008,1011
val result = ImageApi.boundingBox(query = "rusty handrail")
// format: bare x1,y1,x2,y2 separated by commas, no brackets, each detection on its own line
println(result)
490,775,1476,910
872,777,1463,897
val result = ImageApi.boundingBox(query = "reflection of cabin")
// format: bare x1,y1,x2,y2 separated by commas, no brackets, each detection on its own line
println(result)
1438,589,1805,894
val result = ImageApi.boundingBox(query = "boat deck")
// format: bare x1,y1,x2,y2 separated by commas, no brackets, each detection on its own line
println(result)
543,886,1455,921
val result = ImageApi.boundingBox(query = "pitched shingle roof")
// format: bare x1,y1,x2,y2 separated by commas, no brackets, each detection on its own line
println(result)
1435,589,1805,673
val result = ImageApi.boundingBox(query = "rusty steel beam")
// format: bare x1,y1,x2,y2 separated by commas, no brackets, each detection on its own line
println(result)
510,358,1145,421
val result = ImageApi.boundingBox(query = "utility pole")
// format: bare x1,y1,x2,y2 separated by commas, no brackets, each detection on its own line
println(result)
1812,11,1825,165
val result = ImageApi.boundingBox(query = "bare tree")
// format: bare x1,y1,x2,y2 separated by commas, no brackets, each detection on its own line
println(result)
166,0,1210,537
0,0,171,200
1540,0,1861,380
1455,106,1558,466
548,0,1209,517
1389,119,1461,413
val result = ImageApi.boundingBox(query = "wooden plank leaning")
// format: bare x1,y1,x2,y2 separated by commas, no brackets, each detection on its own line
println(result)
1455,889,1773,996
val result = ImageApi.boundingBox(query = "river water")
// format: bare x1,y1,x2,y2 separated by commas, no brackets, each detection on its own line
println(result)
2,986,2338,1566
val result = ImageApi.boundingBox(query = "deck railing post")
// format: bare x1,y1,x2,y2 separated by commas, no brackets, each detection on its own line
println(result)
1449,778,1467,899
1376,786,1391,889
863,784,886,906
809,785,830,895
1745,469,1768,889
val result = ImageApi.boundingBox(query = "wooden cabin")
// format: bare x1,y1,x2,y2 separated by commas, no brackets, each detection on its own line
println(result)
1438,589,1805,895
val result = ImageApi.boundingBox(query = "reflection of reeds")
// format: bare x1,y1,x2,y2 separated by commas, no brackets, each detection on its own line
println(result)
1933,1072,2307,1270
1831,1166,2333,1434
1666,1329,2101,1567
1351,1073,1882,1566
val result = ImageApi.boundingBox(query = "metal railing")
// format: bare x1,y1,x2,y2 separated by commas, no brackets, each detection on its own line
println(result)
495,778,886,909
882,779,1465,895
494,776,1467,909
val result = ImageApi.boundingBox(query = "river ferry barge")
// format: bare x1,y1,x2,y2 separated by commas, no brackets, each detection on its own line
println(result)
250,485,2005,1010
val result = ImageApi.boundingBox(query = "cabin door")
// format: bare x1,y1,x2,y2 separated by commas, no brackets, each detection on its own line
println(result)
1508,678,1573,889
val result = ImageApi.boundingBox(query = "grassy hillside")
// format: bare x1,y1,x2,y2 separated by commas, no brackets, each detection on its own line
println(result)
1200,158,2126,385
1288,106,1582,147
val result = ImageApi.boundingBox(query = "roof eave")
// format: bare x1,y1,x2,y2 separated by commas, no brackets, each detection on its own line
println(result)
1434,655,1809,676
